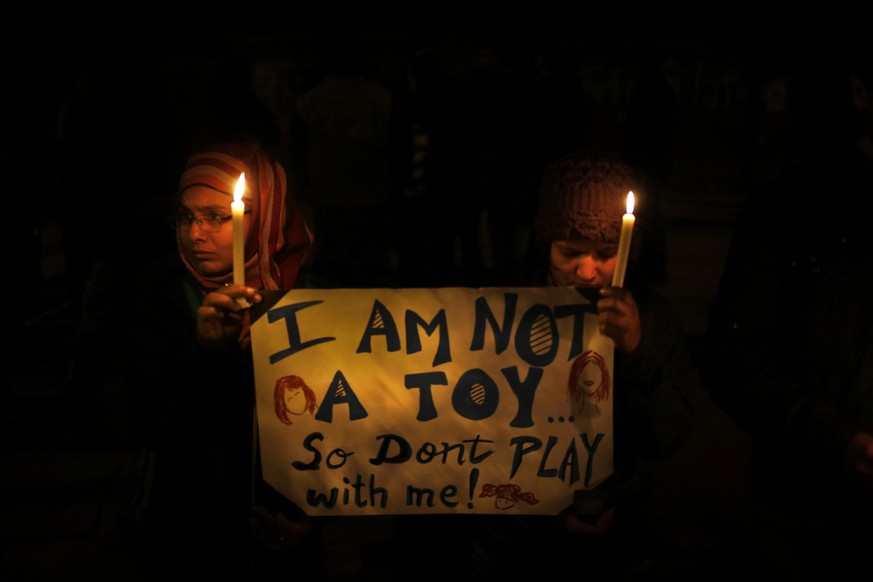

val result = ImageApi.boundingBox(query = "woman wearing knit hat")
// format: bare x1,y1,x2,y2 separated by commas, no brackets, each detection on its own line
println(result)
471,148,696,578
121,141,323,579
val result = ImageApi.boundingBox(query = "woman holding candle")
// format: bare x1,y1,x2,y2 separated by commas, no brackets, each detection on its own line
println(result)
171,143,313,350
469,148,695,577
122,141,321,579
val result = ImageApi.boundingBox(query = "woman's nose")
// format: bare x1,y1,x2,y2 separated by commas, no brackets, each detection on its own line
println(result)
188,222,209,241
575,258,597,282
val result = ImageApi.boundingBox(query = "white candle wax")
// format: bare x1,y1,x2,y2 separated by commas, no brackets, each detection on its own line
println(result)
611,191,635,287
232,173,246,286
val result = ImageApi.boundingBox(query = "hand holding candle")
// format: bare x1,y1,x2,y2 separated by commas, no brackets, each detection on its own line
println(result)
232,173,246,286
611,191,635,287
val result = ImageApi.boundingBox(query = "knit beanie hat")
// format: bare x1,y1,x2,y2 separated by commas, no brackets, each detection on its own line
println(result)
534,149,639,245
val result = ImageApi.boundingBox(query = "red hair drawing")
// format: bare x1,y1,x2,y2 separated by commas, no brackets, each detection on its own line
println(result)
567,350,610,417
273,374,318,425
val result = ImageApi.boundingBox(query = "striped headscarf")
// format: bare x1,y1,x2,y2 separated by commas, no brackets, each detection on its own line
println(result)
177,142,314,346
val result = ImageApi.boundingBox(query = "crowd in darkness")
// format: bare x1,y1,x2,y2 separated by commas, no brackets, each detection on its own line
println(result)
3,13,871,579
3,23,855,393
6,32,694,305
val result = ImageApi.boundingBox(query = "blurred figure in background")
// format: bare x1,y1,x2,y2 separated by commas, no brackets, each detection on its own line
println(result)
294,36,395,288
388,46,474,287
621,53,682,288
54,41,184,416
699,27,873,578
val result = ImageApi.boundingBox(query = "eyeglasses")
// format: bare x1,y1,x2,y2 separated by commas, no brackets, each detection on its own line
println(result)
169,211,233,233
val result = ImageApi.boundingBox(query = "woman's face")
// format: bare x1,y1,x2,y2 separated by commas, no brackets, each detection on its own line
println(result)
177,186,246,278
549,240,617,288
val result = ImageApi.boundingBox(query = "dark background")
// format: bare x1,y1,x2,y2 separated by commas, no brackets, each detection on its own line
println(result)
1,3,867,579
5,3,861,293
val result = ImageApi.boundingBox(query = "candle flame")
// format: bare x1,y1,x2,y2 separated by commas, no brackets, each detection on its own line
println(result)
626,191,635,214
234,173,246,203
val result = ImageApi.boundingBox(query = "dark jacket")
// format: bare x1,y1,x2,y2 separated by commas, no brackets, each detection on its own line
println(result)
701,142,873,497
123,255,322,579
471,281,695,577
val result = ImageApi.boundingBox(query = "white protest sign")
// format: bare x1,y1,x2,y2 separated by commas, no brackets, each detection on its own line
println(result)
251,287,614,516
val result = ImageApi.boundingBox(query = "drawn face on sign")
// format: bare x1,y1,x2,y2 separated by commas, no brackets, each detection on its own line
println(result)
285,386,310,415
577,360,601,397
273,374,318,425
567,350,610,417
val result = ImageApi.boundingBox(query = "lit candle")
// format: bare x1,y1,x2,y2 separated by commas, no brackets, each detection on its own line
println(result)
232,173,246,286
611,191,635,287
